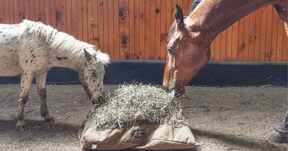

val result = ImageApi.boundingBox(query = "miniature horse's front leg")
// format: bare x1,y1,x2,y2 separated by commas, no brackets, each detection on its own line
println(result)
35,71,54,122
16,72,33,129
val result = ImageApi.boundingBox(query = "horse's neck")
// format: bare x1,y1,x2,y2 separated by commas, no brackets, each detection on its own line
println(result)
186,0,276,42
48,33,85,70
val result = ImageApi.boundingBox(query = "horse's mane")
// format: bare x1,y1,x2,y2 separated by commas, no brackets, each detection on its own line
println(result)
20,20,109,64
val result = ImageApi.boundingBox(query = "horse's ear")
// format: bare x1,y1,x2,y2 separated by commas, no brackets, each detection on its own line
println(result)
175,5,184,25
84,49,92,61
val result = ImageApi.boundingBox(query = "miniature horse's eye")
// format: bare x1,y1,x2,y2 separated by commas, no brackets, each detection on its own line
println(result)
91,71,97,78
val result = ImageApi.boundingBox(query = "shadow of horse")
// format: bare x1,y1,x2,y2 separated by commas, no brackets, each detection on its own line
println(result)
0,118,81,141
1,118,287,151
191,128,288,151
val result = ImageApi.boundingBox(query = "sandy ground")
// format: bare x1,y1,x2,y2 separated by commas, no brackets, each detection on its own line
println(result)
0,85,287,151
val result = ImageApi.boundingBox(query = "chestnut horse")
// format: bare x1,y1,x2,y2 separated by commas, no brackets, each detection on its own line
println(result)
163,0,287,94
163,0,287,142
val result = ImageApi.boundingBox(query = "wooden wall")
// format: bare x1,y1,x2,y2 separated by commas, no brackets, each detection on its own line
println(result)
0,0,287,62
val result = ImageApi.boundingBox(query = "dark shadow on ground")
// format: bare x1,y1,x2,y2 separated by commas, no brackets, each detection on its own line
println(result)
1,118,287,151
0,119,80,140
190,128,288,151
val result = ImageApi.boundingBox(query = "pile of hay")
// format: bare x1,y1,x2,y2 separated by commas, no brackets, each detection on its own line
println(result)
88,84,185,129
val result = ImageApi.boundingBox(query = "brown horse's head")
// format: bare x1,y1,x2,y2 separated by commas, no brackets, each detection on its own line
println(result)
163,5,210,97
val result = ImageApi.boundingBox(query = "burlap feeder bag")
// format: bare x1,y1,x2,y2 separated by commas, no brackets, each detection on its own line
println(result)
80,84,198,150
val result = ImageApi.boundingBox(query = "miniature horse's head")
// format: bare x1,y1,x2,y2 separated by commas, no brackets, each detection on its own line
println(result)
79,48,110,104
163,5,210,97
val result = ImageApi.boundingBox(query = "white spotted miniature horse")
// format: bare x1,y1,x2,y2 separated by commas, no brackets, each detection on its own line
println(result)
0,20,110,129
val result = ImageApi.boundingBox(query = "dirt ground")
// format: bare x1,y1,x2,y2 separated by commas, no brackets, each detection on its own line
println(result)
0,85,287,151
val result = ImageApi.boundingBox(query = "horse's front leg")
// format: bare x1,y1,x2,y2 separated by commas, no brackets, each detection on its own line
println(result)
35,72,54,122
16,72,33,129
274,110,288,143
273,2,288,143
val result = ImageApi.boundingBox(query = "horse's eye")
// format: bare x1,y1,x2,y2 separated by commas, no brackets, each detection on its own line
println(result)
167,42,178,55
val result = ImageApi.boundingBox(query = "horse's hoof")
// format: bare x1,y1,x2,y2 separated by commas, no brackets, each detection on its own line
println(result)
272,125,288,143
271,133,288,143
16,120,27,131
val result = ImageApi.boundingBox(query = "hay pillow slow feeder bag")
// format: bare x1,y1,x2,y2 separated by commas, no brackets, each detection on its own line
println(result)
80,84,197,150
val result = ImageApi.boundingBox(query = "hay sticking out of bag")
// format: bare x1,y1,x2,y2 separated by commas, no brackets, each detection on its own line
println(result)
89,84,184,129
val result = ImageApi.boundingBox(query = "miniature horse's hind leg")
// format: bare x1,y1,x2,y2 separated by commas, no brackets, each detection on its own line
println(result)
16,72,33,128
35,71,54,122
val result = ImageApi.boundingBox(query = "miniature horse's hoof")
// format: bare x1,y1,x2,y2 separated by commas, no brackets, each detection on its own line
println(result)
16,120,27,131
44,116,55,124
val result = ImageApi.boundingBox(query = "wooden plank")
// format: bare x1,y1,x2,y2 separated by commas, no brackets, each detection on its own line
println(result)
211,34,221,61
108,0,115,57
113,0,120,59
139,0,145,59
259,7,268,61
159,0,167,60
226,24,233,61
39,0,46,22
102,0,109,52
249,12,256,61
134,0,141,59
264,6,273,61
254,8,261,61
270,8,278,61
34,0,39,21
82,0,88,42
0,0,5,23
242,15,250,61
143,0,149,59
154,0,161,60
3,0,7,22
231,21,239,60
247,13,254,61
276,13,283,61
65,0,72,34
55,0,65,31
73,0,81,39
221,30,228,61
45,0,56,26
28,0,35,20
119,0,129,59
149,0,156,59
8,0,15,23
128,0,135,59
78,0,84,40
3,0,8,23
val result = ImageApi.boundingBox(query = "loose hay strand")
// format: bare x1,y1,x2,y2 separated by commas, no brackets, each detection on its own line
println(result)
88,84,185,129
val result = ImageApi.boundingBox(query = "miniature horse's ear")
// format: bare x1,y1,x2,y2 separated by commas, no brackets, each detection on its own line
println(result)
84,49,92,61
175,5,184,25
